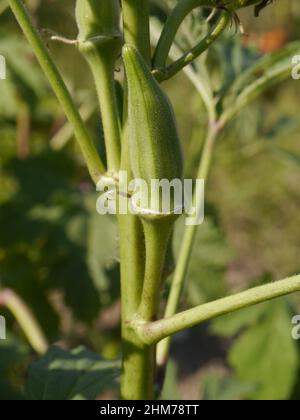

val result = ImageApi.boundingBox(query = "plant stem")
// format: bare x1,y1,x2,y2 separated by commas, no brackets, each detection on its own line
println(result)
156,124,219,366
119,213,153,399
136,274,300,345
121,0,151,65
8,0,105,183
138,220,174,321
154,13,230,82
153,0,212,69
119,115,154,400
118,133,153,399
120,0,154,399
87,52,121,172
0,289,48,355
150,20,216,122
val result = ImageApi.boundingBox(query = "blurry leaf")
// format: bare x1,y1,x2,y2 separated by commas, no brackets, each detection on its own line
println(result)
228,300,299,400
202,373,257,400
50,254,102,322
222,42,300,120
224,42,300,103
270,146,300,168
0,334,30,400
211,303,268,337
25,346,120,400
0,76,18,117
265,116,299,140
173,217,232,305
0,149,119,325
0,35,48,121
87,212,119,305
0,36,47,96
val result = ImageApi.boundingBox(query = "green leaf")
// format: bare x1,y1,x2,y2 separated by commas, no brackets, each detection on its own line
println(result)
86,212,119,307
225,42,300,104
211,303,268,337
0,334,30,400
221,41,300,122
25,346,120,400
202,373,257,401
228,300,299,400
270,146,300,168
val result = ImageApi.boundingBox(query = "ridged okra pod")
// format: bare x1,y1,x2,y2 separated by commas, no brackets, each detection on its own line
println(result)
123,45,183,320
75,0,122,172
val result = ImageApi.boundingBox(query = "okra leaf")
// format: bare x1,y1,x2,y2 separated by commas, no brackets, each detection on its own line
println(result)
202,373,258,401
224,41,300,104
0,334,30,400
228,299,299,400
270,146,300,168
86,210,119,308
210,302,268,337
221,41,300,122
25,346,120,400
0,36,47,106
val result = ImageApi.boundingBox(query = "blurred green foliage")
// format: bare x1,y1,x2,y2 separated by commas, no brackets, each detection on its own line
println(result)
0,0,300,400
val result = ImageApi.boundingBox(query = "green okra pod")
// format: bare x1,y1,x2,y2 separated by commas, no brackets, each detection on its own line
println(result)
123,45,183,218
123,45,183,320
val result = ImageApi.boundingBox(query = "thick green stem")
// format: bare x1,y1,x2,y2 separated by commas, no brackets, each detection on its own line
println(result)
118,98,149,399
135,274,300,345
7,0,104,183
138,220,174,321
119,0,155,400
0,289,48,355
88,52,121,172
119,213,153,400
121,218,172,399
121,0,151,65
119,126,155,400
157,125,219,366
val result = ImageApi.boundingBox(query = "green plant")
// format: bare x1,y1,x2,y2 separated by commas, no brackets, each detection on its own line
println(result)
4,0,300,400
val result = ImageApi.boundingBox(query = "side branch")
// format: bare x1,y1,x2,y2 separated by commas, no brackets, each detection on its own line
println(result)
153,0,213,69
134,274,300,345
153,13,230,82
8,0,105,183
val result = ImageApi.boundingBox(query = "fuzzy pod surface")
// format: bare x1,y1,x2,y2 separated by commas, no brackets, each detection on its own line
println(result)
123,45,183,216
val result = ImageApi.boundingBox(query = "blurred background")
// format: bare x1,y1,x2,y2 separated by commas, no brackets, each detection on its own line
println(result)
0,0,300,400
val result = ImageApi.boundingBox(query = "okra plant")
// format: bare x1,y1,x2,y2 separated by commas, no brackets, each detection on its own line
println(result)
6,0,300,400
